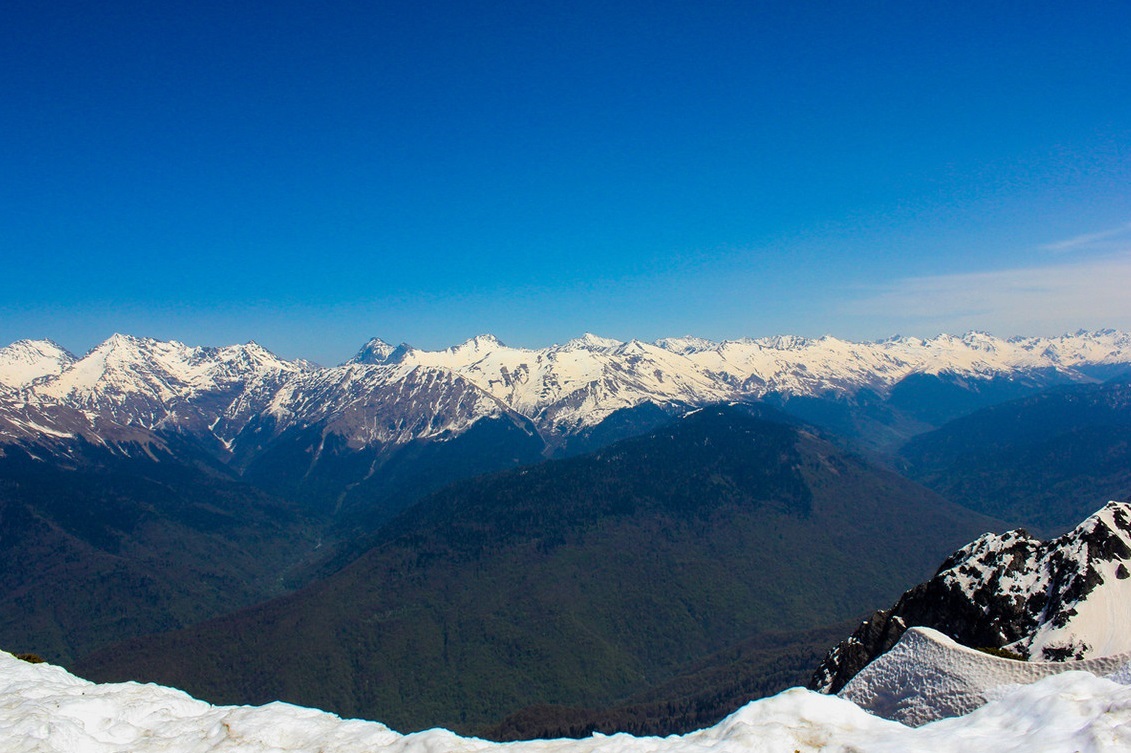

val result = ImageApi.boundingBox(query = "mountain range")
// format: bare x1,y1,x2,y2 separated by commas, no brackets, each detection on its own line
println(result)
4,329,1131,736
4,329,1130,462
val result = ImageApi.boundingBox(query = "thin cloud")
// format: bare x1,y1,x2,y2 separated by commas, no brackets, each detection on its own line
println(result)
843,253,1131,336
1041,223,1131,254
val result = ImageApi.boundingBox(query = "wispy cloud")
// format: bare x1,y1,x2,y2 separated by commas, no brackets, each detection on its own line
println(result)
1040,222,1131,254
842,253,1131,336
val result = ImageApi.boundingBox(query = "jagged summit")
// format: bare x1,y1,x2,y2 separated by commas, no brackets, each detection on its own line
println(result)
654,335,717,355
811,500,1131,694
3,329,1131,458
756,334,814,350
562,332,623,351
952,500,1131,660
456,333,507,351
347,337,397,365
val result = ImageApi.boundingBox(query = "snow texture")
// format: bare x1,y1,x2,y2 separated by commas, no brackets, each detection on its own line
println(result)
840,626,1131,726
0,340,75,390
4,650,1131,752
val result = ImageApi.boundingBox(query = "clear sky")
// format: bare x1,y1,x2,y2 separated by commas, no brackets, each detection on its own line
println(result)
3,1,1130,364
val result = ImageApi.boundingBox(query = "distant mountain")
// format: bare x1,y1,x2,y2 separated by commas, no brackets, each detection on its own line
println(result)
811,500,1131,695
3,329,1129,462
78,406,999,734
899,377,1131,533
1,329,1120,531
0,339,75,389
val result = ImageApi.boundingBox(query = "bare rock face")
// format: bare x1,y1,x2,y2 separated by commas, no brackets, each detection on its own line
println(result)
811,501,1131,693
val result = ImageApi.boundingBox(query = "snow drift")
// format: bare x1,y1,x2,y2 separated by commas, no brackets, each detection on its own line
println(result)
840,626,1131,726
4,650,1131,752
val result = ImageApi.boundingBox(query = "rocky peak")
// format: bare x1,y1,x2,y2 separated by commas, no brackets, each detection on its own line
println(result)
348,337,398,365
811,500,1131,693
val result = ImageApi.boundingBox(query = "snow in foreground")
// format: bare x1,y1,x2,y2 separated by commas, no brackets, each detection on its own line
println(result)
842,627,1131,726
4,652,1131,752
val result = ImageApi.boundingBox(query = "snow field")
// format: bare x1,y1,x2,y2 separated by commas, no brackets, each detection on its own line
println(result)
841,627,1131,726
4,649,1131,753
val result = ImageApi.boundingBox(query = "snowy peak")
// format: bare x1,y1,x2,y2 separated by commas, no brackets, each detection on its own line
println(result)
756,334,814,351
0,339,76,389
941,500,1131,661
259,359,518,447
40,335,300,401
347,337,397,365
812,500,1131,695
1034,330,1131,368
653,335,717,355
561,333,624,352
20,335,307,435
456,333,506,351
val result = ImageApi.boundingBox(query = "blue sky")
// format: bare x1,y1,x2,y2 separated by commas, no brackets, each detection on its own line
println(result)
3,1,1130,364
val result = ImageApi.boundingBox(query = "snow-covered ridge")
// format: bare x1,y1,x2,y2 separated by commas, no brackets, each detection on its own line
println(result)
812,501,1131,695
2,329,1129,451
841,626,1131,726
353,329,1131,435
4,649,1131,752
942,500,1131,660
0,339,75,390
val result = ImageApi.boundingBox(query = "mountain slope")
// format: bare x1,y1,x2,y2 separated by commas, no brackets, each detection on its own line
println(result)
78,406,1000,734
0,440,319,664
900,378,1131,533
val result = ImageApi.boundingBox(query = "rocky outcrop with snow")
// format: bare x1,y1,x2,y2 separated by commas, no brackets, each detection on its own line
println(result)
812,500,1131,694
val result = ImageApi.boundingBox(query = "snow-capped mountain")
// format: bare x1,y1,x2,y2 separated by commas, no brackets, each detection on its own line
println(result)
250,360,526,449
0,339,75,390
2,330,1130,462
391,330,1131,436
812,500,1131,694
15,335,304,428
396,334,732,435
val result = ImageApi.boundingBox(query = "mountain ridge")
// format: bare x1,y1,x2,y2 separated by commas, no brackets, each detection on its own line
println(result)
3,330,1128,461
810,500,1131,695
